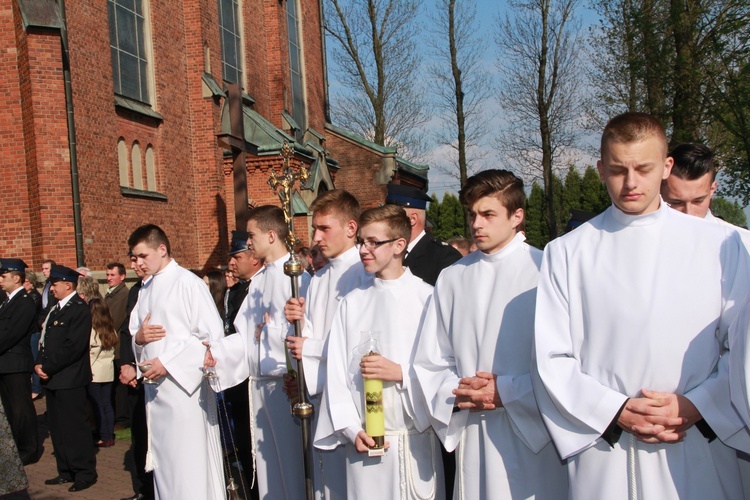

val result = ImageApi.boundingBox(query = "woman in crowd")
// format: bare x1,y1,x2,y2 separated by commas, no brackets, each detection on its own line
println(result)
203,269,227,319
87,298,119,447
23,272,43,400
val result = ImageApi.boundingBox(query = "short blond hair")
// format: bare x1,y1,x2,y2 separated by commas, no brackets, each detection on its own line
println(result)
359,204,411,243
601,112,667,157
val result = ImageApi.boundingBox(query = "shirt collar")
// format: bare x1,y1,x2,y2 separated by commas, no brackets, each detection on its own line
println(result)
57,291,77,309
408,230,426,253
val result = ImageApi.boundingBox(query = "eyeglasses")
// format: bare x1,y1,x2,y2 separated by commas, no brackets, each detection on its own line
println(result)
357,238,398,251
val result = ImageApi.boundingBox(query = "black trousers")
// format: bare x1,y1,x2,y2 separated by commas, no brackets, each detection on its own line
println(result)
45,386,97,482
131,385,154,499
114,358,136,426
0,372,39,464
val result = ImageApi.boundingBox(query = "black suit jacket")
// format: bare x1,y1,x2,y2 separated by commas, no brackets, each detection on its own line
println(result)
36,294,92,390
0,290,39,374
404,233,462,286
119,280,143,366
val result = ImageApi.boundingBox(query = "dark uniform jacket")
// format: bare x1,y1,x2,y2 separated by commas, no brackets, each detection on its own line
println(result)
404,233,463,286
226,280,251,335
36,294,92,390
0,289,39,374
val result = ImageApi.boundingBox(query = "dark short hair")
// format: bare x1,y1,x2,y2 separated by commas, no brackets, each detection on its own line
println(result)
106,262,126,276
669,143,716,181
459,169,525,215
127,224,171,255
247,205,289,242
42,259,56,266
601,112,667,157
310,189,361,225
5,270,25,283
359,204,411,243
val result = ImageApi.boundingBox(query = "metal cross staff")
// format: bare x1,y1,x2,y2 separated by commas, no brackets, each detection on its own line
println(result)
267,142,314,500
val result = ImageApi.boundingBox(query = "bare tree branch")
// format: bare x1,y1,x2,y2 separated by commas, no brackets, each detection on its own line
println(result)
325,0,429,159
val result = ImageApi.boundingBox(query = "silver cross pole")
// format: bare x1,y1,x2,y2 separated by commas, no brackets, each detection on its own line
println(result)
267,142,314,500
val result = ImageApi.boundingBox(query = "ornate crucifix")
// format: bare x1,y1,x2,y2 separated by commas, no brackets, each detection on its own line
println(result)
267,142,315,500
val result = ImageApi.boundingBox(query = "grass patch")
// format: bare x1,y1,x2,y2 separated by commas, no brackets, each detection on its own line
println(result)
115,427,131,441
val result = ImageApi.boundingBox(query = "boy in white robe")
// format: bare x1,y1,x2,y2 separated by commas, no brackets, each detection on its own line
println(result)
661,142,750,252
315,204,445,499
205,205,310,500
413,169,567,499
284,190,369,499
660,141,750,497
128,224,225,500
533,112,750,500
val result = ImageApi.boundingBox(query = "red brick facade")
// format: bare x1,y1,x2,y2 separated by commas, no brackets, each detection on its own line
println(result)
1,0,426,272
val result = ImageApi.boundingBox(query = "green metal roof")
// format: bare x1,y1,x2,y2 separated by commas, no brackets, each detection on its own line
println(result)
292,191,309,215
326,124,397,155
396,156,429,182
202,73,226,98
219,101,314,159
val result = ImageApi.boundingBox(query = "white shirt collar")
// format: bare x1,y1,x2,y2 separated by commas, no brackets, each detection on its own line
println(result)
408,230,426,253
57,290,77,310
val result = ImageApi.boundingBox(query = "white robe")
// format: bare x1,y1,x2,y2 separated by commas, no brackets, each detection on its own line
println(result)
299,245,369,500
315,269,445,500
209,253,310,500
534,203,750,500
130,259,225,500
413,232,567,499
706,209,750,254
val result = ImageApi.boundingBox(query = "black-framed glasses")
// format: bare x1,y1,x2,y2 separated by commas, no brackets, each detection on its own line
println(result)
357,237,398,250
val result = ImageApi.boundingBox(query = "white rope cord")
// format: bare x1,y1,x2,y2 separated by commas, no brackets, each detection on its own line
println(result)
391,428,438,500
627,433,637,500
317,449,326,500
457,429,465,500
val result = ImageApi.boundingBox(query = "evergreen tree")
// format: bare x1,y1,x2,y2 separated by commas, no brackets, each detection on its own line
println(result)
427,193,466,240
525,165,611,248
525,183,547,249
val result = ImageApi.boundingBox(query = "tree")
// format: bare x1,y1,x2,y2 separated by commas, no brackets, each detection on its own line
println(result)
427,0,493,188
325,0,429,158
427,192,466,240
584,0,672,135
586,0,750,189
711,196,748,227
495,0,584,241
524,165,610,248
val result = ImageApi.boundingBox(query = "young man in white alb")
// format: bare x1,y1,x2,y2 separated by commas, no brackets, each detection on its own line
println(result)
315,204,444,499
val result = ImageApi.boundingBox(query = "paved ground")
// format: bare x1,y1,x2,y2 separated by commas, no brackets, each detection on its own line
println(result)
15,397,137,500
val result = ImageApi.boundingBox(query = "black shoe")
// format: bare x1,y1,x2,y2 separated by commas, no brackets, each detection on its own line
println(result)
68,479,96,492
44,476,72,485
120,495,146,500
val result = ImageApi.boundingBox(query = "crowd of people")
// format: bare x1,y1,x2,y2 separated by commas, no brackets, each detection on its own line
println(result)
3,112,750,499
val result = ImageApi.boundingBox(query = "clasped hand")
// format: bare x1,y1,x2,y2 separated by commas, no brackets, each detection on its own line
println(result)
453,372,502,412
618,389,701,444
